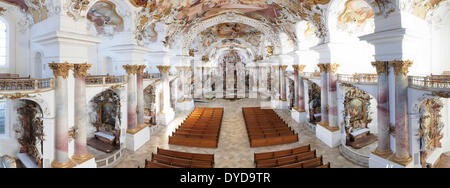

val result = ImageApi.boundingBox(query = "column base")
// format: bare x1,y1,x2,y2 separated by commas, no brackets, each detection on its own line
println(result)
249,91,258,99
72,154,97,168
126,125,150,152
315,122,341,148
51,160,76,168
369,152,414,168
176,99,195,112
270,99,289,109
291,108,307,124
157,108,175,126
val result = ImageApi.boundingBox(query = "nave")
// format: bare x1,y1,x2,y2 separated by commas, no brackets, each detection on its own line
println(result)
115,99,361,168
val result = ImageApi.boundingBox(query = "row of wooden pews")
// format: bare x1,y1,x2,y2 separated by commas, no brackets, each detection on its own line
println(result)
169,108,223,148
243,107,298,147
145,148,215,168
254,145,330,168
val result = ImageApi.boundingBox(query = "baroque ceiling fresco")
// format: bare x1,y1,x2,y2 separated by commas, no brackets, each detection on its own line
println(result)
131,0,334,47
192,23,263,52
337,0,374,31
0,0,48,23
87,1,124,36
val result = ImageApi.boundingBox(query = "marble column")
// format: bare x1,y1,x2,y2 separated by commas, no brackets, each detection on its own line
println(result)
292,65,307,111
226,62,235,98
123,65,138,131
371,61,392,158
203,66,209,98
157,65,172,115
280,65,288,101
185,67,193,100
390,60,413,166
175,66,186,102
72,63,94,165
194,64,203,99
136,65,147,126
237,62,246,98
216,64,224,99
249,66,258,99
327,64,340,129
49,62,75,168
271,65,280,100
317,64,329,127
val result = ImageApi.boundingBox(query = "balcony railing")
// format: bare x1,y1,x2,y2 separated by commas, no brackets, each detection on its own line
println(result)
0,78,54,92
302,72,321,79
86,75,126,86
408,75,450,90
338,74,378,85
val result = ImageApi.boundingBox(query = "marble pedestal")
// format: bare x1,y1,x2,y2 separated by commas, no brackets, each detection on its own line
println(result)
291,109,307,124
270,100,288,109
126,126,150,152
315,124,341,148
369,153,414,168
74,157,97,168
157,108,175,126
176,100,195,112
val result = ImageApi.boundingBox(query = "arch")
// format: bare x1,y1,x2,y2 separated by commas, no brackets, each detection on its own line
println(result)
181,12,281,56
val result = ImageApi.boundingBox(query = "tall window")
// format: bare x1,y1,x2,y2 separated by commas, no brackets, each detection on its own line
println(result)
0,101,6,135
0,19,7,67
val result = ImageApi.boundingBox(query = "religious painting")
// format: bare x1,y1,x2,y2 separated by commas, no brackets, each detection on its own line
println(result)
343,86,376,149
419,98,444,167
144,85,157,126
15,100,44,168
308,82,321,123
87,1,124,36
337,0,374,31
89,89,121,152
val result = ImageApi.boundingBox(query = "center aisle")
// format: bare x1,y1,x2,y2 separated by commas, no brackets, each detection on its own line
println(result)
115,99,362,168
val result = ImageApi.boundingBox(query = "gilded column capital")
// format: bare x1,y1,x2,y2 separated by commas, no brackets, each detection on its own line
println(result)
49,62,74,79
389,60,413,76
317,63,328,73
123,65,139,75
371,61,389,75
280,65,288,70
73,63,92,78
136,65,147,75
292,65,306,72
328,63,340,73
157,65,171,73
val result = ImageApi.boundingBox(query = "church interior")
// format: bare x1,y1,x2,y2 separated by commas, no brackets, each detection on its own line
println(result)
0,0,449,169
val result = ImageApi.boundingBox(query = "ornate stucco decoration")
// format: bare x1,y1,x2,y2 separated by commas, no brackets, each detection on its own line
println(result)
418,98,444,167
266,46,274,57
65,0,90,21
48,62,74,79
370,0,396,17
371,61,389,75
156,65,171,73
389,60,413,76
0,6,6,15
123,65,140,75
292,65,307,72
73,63,92,78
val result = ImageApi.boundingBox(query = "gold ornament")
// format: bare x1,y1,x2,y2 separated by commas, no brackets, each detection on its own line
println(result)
49,62,74,79
292,65,306,72
157,65,171,73
389,60,413,76
123,65,139,75
73,63,92,78
371,61,389,75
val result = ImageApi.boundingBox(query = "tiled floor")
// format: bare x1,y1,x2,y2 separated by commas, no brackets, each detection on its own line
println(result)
115,98,363,168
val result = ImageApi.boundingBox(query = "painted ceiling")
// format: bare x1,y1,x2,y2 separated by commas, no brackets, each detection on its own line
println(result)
193,23,263,50
87,1,124,36
132,0,333,47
